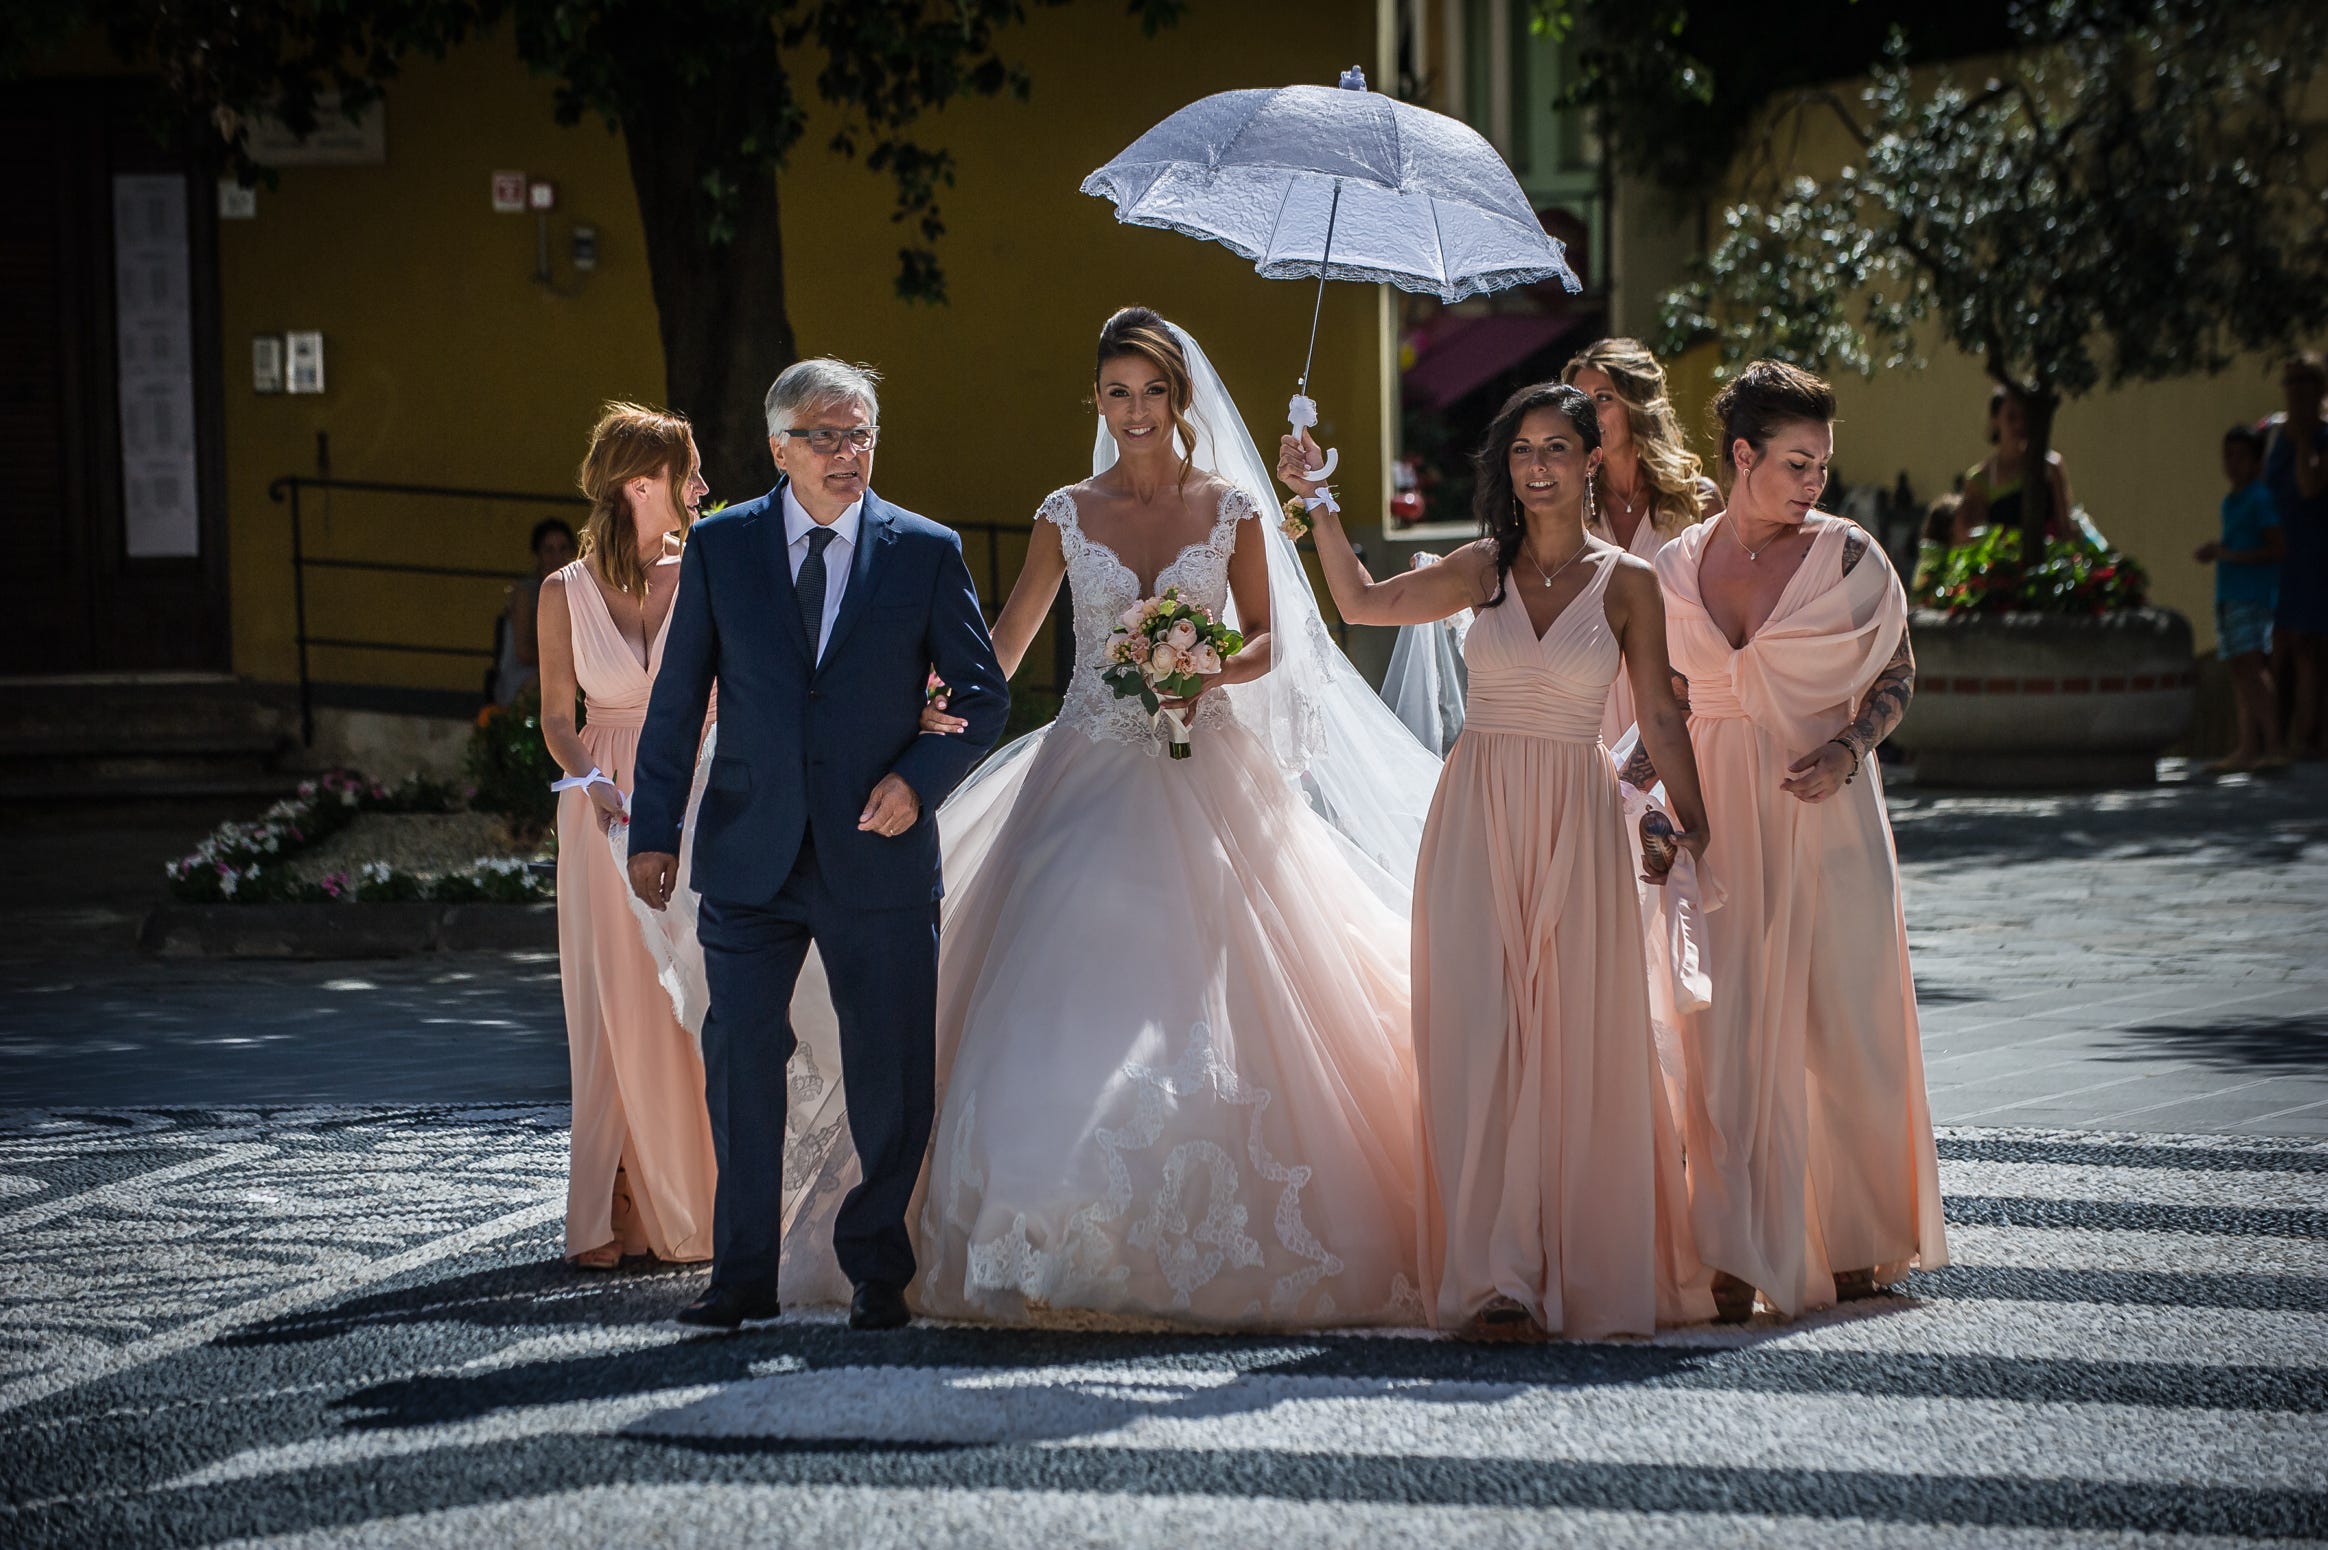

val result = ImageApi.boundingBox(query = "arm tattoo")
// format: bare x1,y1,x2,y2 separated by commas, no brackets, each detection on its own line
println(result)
1841,631,1914,757
1842,529,1870,575
1616,673,1690,788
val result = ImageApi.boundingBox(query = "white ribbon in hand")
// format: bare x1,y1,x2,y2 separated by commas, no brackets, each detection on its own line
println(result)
1287,393,1339,481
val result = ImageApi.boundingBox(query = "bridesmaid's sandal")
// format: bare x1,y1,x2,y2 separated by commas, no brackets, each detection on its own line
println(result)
570,1242,623,1271
1466,1296,1540,1341
1711,1272,1758,1324
1832,1268,1885,1302
610,1167,651,1259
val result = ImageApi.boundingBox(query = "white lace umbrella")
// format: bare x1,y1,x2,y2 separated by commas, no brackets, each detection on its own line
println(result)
1082,67,1578,479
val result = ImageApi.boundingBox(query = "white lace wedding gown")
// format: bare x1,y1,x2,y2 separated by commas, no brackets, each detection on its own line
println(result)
902,484,1422,1328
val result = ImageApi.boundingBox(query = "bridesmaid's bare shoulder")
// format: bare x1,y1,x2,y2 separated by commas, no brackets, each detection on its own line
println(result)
1605,551,1666,614
1445,537,1504,597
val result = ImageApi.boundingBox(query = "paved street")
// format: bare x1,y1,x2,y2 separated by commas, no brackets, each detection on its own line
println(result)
0,764,2322,1546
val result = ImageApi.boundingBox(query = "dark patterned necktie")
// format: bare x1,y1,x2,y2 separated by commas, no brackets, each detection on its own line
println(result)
797,525,836,663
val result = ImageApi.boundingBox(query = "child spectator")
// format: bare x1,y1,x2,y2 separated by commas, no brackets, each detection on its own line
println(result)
1910,492,1965,593
2196,425,2286,773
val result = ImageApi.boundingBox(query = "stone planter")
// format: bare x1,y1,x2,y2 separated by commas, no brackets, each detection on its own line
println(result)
1895,607,2196,788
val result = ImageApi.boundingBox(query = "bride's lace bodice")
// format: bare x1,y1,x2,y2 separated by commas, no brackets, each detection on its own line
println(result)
1040,484,1257,751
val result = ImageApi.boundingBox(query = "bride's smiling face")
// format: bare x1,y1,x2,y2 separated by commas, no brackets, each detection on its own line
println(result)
1098,355,1177,456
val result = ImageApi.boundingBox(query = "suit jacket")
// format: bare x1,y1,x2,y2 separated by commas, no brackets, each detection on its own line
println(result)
630,479,1009,908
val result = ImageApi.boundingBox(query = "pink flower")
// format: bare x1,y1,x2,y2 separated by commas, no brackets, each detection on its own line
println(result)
1148,642,1183,677
1166,619,1199,650
1189,642,1223,676
1119,603,1148,632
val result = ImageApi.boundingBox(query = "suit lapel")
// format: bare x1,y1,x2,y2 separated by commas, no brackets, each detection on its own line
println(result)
749,479,815,666
818,491,894,667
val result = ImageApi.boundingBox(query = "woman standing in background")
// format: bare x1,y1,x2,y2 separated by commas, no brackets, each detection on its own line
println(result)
1562,338,1720,744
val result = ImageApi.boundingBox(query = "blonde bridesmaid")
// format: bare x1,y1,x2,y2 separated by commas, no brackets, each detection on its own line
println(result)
538,403,719,1268
1562,338,1720,746
1283,384,1715,1340
1623,360,1949,1320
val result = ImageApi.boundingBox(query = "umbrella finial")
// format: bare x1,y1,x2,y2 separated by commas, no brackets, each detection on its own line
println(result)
1338,66,1368,91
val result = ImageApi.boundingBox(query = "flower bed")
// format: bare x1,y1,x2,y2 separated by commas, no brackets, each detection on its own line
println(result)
1912,527,2150,616
164,770,552,905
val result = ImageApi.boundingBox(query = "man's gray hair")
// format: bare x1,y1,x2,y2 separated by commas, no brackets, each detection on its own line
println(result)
764,358,882,437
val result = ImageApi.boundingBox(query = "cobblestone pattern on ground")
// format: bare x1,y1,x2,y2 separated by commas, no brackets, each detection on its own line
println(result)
0,1107,2321,1547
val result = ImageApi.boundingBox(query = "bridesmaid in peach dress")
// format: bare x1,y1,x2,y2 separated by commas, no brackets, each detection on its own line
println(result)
538,403,719,1268
1562,338,1720,745
1623,361,1949,1320
1285,383,1715,1339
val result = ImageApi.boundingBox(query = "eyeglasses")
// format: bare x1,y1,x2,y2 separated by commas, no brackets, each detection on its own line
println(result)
780,426,878,454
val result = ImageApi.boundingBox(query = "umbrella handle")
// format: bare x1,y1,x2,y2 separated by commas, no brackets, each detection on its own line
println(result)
1287,394,1340,482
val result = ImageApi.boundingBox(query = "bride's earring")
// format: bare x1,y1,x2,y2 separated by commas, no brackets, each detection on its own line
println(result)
1585,479,1598,532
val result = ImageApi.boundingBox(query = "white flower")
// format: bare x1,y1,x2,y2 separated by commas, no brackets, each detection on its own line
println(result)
219,871,239,898
1189,642,1223,676
1118,603,1148,632
1148,642,1183,677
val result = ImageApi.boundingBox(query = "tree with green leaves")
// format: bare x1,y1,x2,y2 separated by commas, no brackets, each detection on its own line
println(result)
51,0,1180,494
1656,0,2328,566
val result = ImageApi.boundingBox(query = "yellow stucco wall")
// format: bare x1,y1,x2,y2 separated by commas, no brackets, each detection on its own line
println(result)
205,5,1387,696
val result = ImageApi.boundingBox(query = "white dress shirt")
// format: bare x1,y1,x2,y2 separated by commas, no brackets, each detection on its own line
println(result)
781,484,862,663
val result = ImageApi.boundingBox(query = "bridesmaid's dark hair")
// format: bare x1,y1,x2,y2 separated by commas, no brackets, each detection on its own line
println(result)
1711,360,1836,489
1473,381,1600,610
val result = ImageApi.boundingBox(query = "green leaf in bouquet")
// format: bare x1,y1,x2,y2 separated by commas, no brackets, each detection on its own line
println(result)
1139,688,1160,714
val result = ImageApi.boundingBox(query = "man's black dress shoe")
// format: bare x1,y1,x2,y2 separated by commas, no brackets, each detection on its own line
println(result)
848,1282,910,1330
675,1285,782,1330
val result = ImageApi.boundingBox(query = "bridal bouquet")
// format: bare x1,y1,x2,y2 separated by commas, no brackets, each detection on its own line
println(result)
1100,587,1242,759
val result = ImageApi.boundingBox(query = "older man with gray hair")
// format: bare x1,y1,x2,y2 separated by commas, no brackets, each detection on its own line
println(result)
629,357,1009,1332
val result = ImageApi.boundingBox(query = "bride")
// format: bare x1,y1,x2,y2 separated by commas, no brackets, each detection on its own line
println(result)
634,308,1444,1328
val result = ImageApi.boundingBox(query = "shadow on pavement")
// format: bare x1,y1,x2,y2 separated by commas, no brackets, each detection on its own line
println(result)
2100,1013,2328,1076
1888,768,2328,870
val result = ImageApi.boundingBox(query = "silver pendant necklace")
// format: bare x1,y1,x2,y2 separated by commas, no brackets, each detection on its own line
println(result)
1524,538,1591,589
1729,517,1784,561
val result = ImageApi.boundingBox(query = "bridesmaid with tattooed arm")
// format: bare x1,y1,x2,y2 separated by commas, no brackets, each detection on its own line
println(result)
1619,361,1947,1323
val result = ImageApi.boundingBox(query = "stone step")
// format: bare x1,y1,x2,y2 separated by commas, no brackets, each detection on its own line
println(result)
0,675,301,802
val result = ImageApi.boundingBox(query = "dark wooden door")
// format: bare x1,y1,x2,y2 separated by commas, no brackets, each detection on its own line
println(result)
0,83,228,674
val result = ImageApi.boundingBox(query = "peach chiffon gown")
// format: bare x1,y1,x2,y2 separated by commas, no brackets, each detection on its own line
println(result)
1412,550,1713,1338
1654,520,1948,1317
554,557,718,1263
1591,511,1667,745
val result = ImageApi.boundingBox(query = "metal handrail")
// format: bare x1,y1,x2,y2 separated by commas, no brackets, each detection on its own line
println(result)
271,473,1069,747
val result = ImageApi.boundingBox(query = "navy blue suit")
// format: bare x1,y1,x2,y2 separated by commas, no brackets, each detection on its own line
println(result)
630,480,1007,1295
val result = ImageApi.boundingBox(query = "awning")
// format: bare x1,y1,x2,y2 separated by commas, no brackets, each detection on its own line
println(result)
1400,314,1583,411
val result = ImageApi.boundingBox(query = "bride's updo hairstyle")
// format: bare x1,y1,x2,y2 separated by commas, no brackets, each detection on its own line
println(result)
1710,359,1836,492
1472,381,1600,610
1096,305,1204,484
577,401,699,600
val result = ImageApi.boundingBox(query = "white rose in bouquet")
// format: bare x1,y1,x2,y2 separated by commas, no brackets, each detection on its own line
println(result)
1148,642,1183,677
1119,603,1148,632
1189,642,1223,676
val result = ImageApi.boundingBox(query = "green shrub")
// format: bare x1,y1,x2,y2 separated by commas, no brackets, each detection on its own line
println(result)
1912,527,2150,618
467,684,570,836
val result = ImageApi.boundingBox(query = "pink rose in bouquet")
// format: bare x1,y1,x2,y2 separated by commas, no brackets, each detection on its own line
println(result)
1098,585,1245,760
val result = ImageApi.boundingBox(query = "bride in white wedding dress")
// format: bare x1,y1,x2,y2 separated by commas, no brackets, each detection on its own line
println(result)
631,308,1445,1328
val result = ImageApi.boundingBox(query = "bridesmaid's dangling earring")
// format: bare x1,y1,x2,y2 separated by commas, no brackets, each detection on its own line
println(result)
1585,478,1598,534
